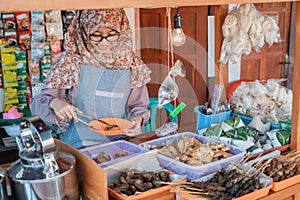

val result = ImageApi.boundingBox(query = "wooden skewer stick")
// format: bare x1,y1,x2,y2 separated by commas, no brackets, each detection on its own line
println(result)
281,150,297,160
268,166,283,178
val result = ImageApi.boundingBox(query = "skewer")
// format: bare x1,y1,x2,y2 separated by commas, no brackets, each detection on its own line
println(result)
281,150,297,160
268,166,282,178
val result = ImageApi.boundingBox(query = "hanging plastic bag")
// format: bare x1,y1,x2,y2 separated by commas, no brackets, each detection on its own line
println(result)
158,60,186,108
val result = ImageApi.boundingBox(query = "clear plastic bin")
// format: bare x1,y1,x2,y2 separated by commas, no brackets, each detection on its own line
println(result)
140,132,246,180
80,140,148,167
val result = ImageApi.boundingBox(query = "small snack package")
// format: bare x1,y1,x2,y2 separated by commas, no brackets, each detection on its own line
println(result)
31,25,45,43
2,13,16,31
50,40,62,54
27,50,41,83
0,29,4,39
31,43,44,61
30,11,44,25
46,23,64,40
15,12,30,31
3,31,18,49
18,31,31,50
45,10,62,23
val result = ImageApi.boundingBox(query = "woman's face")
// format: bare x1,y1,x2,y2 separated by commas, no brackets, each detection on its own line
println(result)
89,26,120,54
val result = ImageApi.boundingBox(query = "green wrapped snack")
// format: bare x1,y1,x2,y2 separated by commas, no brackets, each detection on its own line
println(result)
236,127,255,136
267,129,291,147
222,116,245,132
204,125,221,137
224,130,236,138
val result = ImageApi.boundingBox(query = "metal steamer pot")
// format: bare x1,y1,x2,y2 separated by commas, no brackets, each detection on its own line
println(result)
7,117,79,200
0,167,8,200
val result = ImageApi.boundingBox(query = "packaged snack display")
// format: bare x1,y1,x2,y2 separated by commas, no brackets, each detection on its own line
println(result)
45,10,62,23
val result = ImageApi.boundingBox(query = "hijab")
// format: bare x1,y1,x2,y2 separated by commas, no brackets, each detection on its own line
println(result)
44,8,151,89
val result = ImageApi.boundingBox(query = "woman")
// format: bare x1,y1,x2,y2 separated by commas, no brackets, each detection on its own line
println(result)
31,9,151,148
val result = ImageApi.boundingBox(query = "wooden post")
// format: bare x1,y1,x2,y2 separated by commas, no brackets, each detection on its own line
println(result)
290,1,300,151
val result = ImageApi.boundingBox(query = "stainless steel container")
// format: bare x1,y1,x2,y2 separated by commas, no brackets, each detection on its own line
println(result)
7,117,79,200
0,167,8,200
8,151,77,200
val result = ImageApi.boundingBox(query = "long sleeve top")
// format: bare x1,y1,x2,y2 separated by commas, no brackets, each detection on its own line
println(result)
31,85,150,126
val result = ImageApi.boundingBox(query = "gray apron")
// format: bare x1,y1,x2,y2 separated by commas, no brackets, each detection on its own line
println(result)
60,65,130,148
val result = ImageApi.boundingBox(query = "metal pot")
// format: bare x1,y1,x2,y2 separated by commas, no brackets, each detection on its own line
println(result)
7,117,79,200
0,167,8,200
8,151,78,200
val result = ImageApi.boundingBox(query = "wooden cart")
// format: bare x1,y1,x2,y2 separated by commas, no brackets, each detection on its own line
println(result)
1,1,299,199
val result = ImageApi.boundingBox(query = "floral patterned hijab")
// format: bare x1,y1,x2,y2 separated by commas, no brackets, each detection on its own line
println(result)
44,8,151,89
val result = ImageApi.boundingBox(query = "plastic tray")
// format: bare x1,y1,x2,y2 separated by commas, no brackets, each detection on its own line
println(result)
80,140,147,167
271,173,300,191
139,132,246,180
194,106,231,132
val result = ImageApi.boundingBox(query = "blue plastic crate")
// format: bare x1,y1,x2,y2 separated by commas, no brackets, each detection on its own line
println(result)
140,132,246,180
194,106,231,132
80,140,148,167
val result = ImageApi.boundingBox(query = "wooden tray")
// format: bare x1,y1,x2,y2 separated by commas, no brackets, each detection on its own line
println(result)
108,171,184,200
234,184,272,200
271,173,300,191
179,184,272,200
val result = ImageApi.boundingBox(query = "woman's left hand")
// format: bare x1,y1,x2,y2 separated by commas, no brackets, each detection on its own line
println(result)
125,116,143,137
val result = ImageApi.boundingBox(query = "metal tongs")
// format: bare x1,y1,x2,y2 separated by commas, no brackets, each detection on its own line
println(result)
76,112,120,131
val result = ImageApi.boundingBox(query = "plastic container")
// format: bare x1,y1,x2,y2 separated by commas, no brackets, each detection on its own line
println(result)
194,106,231,132
80,140,148,167
140,132,246,180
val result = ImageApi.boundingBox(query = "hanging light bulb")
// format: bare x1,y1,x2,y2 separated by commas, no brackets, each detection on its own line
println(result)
172,8,186,47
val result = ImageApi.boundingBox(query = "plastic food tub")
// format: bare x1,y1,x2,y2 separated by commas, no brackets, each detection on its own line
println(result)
194,106,231,132
80,140,148,167
140,132,246,180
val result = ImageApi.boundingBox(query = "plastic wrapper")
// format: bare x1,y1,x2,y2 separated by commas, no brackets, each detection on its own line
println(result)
219,4,282,64
45,10,62,23
231,79,292,124
31,11,45,25
3,13,16,31
158,60,186,107
15,12,30,31
46,23,64,40
30,42,44,61
104,150,185,185
211,84,224,114
31,25,45,43
155,122,178,137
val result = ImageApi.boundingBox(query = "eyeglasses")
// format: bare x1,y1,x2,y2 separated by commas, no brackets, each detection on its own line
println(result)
89,33,120,43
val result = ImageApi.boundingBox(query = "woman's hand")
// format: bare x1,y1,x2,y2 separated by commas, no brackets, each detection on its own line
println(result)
125,116,143,137
49,98,80,121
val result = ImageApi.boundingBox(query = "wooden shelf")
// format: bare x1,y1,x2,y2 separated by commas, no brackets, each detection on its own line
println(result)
0,0,299,12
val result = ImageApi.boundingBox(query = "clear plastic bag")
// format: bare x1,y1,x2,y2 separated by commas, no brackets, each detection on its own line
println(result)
155,122,178,137
158,60,186,107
